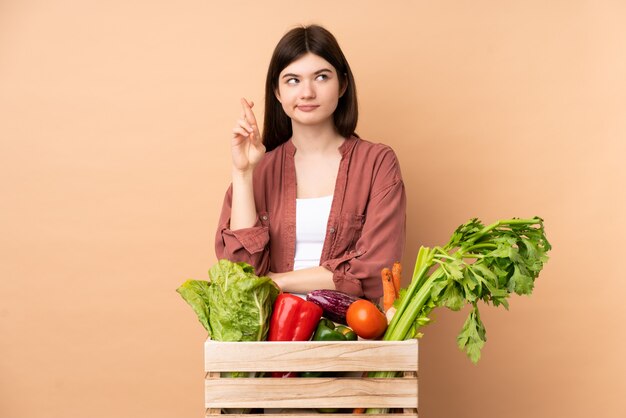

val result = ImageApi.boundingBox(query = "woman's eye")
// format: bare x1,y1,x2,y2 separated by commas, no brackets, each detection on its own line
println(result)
286,78,299,85
316,74,328,81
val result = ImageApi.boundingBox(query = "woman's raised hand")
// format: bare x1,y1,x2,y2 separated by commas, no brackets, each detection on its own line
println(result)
231,98,266,173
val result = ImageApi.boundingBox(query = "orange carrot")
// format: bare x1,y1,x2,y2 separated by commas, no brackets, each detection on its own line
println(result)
382,267,395,312
392,261,402,298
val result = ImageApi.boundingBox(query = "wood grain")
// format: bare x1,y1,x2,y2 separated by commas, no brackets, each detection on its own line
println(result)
204,340,418,372
204,339,419,415
205,377,418,409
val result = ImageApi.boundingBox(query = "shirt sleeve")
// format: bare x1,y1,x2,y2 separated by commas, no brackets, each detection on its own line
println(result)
215,184,271,276
321,149,407,301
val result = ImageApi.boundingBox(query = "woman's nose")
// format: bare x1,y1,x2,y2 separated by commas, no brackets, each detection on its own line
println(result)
300,81,315,99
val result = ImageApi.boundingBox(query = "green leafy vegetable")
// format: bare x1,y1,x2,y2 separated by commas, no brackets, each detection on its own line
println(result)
366,217,550,414
177,260,280,413
385,217,550,362
176,259,280,342
176,279,212,334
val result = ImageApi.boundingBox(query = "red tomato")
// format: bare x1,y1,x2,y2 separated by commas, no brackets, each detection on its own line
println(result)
346,299,387,340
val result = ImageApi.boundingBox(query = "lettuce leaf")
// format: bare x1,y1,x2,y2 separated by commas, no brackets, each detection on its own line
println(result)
176,259,279,342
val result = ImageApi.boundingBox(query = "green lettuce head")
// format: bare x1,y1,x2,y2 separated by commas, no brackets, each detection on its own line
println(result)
176,260,280,342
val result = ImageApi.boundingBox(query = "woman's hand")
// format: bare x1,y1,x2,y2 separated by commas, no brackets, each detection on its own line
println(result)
231,98,265,173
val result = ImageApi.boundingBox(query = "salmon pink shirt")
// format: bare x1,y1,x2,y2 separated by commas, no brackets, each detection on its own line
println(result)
215,136,406,300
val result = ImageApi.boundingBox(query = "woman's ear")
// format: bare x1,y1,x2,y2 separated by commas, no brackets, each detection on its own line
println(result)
339,74,348,98
274,88,282,103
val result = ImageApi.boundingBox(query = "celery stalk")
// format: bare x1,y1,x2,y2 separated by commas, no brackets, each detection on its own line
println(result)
384,216,550,355
364,217,551,414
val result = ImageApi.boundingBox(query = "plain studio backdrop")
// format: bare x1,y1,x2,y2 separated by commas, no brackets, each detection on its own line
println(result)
1,1,625,417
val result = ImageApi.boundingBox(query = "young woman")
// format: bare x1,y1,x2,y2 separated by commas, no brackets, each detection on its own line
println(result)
215,25,406,301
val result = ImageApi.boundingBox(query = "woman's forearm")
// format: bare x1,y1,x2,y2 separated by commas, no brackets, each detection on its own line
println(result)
269,266,335,294
229,169,258,230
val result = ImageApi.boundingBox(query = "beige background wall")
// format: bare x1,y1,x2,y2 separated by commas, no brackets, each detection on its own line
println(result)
1,1,625,417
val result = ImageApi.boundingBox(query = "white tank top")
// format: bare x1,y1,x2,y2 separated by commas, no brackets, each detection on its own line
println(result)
293,195,333,271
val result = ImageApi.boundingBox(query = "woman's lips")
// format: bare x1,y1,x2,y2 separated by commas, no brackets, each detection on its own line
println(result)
296,105,319,112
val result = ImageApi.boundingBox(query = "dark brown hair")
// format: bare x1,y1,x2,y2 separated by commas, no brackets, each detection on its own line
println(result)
262,25,358,151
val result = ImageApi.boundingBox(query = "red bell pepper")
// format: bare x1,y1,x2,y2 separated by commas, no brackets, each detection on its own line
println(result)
268,293,323,377
269,293,323,341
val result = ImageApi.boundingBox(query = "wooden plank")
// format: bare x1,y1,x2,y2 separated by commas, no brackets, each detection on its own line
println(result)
205,372,221,415
403,371,418,415
204,377,418,409
204,340,418,372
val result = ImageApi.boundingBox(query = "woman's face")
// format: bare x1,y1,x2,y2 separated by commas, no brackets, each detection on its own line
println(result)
275,52,345,129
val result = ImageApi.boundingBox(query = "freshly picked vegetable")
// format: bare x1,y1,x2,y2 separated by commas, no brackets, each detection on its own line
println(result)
364,217,550,414
313,318,358,342
384,217,551,362
306,289,362,325
268,293,323,342
268,293,323,378
177,260,280,414
381,263,402,313
176,259,280,342
346,299,388,340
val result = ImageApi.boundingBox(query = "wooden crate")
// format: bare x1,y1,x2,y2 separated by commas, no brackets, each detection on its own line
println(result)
204,339,418,417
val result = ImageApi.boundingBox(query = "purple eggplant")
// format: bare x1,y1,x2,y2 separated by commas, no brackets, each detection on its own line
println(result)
306,290,362,325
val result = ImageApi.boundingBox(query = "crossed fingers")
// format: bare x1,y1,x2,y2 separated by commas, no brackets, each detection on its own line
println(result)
233,98,260,142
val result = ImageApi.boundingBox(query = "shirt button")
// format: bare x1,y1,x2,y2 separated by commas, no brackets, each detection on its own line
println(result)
261,215,268,221
329,227,336,234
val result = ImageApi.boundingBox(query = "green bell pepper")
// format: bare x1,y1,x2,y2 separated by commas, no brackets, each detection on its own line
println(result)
313,318,348,341
312,318,357,341
335,325,358,341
